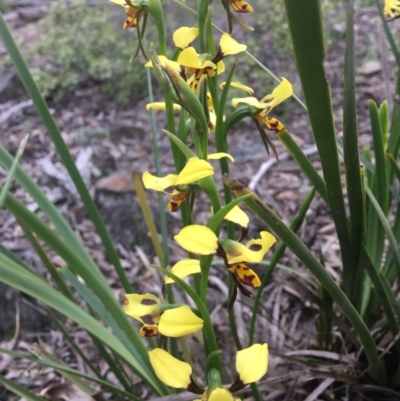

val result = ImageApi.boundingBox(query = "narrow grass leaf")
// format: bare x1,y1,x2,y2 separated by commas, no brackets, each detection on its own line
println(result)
278,130,327,203
0,14,132,293
342,0,363,301
0,134,28,210
0,349,140,400
0,255,164,394
133,173,165,267
0,374,45,401
223,173,386,384
366,187,400,275
249,187,316,345
283,0,349,249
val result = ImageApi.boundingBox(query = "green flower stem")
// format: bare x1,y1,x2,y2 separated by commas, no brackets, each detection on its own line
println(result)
223,174,386,384
151,265,220,370
147,69,170,269
148,0,167,55
249,187,316,345
228,284,243,350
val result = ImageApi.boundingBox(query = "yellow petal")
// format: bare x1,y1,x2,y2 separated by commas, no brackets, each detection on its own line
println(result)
229,0,253,13
219,33,247,56
109,0,126,5
232,96,266,109
174,157,214,185
220,81,254,95
230,263,261,287
209,388,235,401
207,153,235,162
142,171,178,191
158,305,204,336
124,293,161,319
385,0,400,17
216,60,225,74
146,102,181,111
168,190,189,212
236,343,268,383
174,225,219,255
145,56,182,74
173,26,199,49
223,205,249,228
165,259,201,284
223,231,276,264
139,325,158,337
177,47,202,69
260,78,293,111
149,348,192,388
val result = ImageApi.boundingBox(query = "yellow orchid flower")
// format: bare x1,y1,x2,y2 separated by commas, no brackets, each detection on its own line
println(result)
174,225,275,296
384,0,400,18
220,231,276,264
143,154,233,212
176,33,246,90
124,294,203,337
109,0,141,28
149,344,268,398
165,259,201,284
229,0,253,13
173,26,199,49
142,157,214,212
232,78,293,132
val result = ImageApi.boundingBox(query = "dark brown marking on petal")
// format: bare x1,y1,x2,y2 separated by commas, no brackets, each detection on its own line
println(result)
229,377,245,393
240,273,257,287
123,297,129,306
141,299,158,305
248,244,262,251
187,378,204,394
141,314,156,325
142,327,157,337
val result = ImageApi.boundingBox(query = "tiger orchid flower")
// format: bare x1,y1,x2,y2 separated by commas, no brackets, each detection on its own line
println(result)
175,33,246,90
109,0,142,28
143,154,233,212
174,224,275,306
232,78,293,132
124,293,203,337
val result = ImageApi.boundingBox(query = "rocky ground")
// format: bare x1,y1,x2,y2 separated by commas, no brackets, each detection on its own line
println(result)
0,2,399,400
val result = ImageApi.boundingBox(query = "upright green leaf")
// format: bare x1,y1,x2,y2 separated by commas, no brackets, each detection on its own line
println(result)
0,13,132,293
342,0,363,301
283,0,349,252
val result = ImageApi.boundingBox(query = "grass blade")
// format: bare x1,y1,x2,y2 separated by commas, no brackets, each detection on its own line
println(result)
366,187,400,274
283,0,349,250
0,13,132,293
0,134,28,210
342,0,363,300
132,173,165,267
0,374,45,401
0,254,163,394
223,174,386,384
